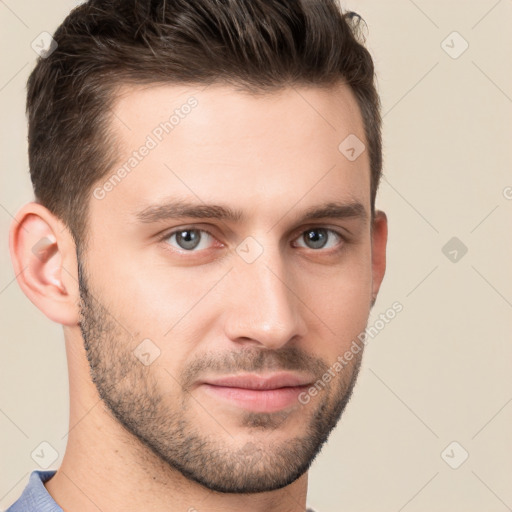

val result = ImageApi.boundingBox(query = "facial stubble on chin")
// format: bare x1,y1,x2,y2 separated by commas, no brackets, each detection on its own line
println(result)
76,256,364,494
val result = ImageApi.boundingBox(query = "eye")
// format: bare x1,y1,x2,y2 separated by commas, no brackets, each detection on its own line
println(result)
159,226,346,255
163,228,216,252
293,228,344,251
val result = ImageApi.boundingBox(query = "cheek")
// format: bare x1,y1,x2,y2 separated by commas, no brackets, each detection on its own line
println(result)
90,245,209,321
312,279,371,332
314,238,372,294
303,252,372,349
95,262,227,372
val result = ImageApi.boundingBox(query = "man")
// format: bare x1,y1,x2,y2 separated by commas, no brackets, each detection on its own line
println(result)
6,0,387,511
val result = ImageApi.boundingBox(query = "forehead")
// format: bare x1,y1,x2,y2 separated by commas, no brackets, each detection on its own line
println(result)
90,82,370,229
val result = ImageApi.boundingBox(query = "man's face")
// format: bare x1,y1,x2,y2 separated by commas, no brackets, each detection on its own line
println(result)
78,83,384,493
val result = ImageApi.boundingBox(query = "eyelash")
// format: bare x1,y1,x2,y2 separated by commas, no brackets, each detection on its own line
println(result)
157,225,348,255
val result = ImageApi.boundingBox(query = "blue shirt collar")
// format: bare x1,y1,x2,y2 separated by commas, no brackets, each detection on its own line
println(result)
6,469,62,512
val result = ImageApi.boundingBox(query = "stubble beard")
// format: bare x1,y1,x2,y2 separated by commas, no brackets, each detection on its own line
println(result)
77,256,364,493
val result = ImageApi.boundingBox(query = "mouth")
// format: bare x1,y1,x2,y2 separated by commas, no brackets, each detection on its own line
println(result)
198,373,314,413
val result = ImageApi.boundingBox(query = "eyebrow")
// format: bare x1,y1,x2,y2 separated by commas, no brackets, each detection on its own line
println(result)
134,198,368,225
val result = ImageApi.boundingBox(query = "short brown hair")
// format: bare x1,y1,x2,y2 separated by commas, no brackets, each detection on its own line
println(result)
27,0,381,253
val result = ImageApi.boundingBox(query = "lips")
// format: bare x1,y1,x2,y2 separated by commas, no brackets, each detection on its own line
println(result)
198,372,314,413
202,372,313,390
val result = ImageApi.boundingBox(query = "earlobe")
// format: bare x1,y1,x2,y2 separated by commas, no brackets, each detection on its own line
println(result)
8,202,80,326
370,209,388,305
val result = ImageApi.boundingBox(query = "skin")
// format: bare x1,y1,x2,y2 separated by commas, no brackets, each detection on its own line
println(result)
9,82,387,512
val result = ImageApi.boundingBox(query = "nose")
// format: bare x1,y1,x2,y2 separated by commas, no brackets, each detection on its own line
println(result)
223,245,308,350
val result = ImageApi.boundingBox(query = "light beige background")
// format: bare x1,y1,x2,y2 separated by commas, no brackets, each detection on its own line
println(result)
1,1,511,511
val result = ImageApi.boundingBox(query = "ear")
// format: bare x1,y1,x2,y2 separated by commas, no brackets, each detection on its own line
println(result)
370,209,388,306
8,202,81,326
